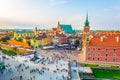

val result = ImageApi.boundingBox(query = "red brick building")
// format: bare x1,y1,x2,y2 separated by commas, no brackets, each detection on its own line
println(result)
86,36,120,63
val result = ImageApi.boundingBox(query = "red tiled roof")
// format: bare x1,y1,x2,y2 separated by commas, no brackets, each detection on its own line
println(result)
92,32,120,38
89,37,120,47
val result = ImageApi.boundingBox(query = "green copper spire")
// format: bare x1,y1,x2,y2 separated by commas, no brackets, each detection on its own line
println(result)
84,12,89,27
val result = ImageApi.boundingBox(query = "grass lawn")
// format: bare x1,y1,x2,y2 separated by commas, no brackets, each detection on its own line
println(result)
83,64,99,67
92,69,120,79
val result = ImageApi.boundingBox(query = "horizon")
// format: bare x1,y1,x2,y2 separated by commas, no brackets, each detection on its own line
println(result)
0,0,120,30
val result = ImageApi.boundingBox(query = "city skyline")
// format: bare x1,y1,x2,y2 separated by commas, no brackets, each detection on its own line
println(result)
0,0,120,30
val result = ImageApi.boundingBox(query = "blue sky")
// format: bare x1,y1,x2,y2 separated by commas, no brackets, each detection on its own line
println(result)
0,0,120,30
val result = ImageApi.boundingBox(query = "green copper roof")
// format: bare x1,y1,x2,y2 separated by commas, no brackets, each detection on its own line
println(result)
84,13,90,27
60,24,76,35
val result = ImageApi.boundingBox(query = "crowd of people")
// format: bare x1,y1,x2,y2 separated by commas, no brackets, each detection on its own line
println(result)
0,48,81,80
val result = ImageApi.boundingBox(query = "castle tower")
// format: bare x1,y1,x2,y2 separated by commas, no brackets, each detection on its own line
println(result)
82,13,90,61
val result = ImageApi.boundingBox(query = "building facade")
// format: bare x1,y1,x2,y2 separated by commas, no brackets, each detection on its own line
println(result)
86,37,120,63
56,21,76,35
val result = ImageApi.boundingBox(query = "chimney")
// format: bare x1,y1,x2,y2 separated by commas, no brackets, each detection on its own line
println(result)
101,36,104,42
116,37,119,42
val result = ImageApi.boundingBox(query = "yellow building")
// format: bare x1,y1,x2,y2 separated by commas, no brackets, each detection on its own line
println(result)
42,38,52,46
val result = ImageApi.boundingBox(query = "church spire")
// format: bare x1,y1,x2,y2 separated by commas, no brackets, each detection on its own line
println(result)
58,21,60,25
84,12,89,27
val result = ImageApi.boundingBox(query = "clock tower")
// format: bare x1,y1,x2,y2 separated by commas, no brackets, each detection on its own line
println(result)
81,13,90,61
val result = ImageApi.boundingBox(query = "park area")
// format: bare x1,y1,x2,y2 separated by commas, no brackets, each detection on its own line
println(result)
82,64,120,80
92,68,120,79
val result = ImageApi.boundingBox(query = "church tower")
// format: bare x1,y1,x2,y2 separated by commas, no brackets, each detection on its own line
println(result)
57,21,63,34
81,13,90,61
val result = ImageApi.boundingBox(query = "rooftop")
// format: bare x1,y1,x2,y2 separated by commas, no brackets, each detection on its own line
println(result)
60,24,76,35
89,37,120,47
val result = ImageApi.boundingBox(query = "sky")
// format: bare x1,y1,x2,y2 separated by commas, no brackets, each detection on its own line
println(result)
0,0,120,30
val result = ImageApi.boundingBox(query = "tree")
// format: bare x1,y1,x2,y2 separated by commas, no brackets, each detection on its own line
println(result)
75,39,80,48
0,36,10,42
2,49,18,56
16,37,23,42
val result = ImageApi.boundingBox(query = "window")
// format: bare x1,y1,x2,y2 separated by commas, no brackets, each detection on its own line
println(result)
88,48,90,51
105,58,107,61
88,52,90,56
106,53,108,57
98,48,100,51
113,53,116,58
88,58,90,60
98,58,100,61
114,49,116,53
93,48,95,51
106,48,108,52
93,53,95,56
93,58,94,60
113,59,115,61
98,52,101,57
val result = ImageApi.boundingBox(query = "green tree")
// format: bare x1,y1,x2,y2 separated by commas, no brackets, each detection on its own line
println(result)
0,36,10,42
2,49,18,56
16,38,23,42
75,39,80,47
